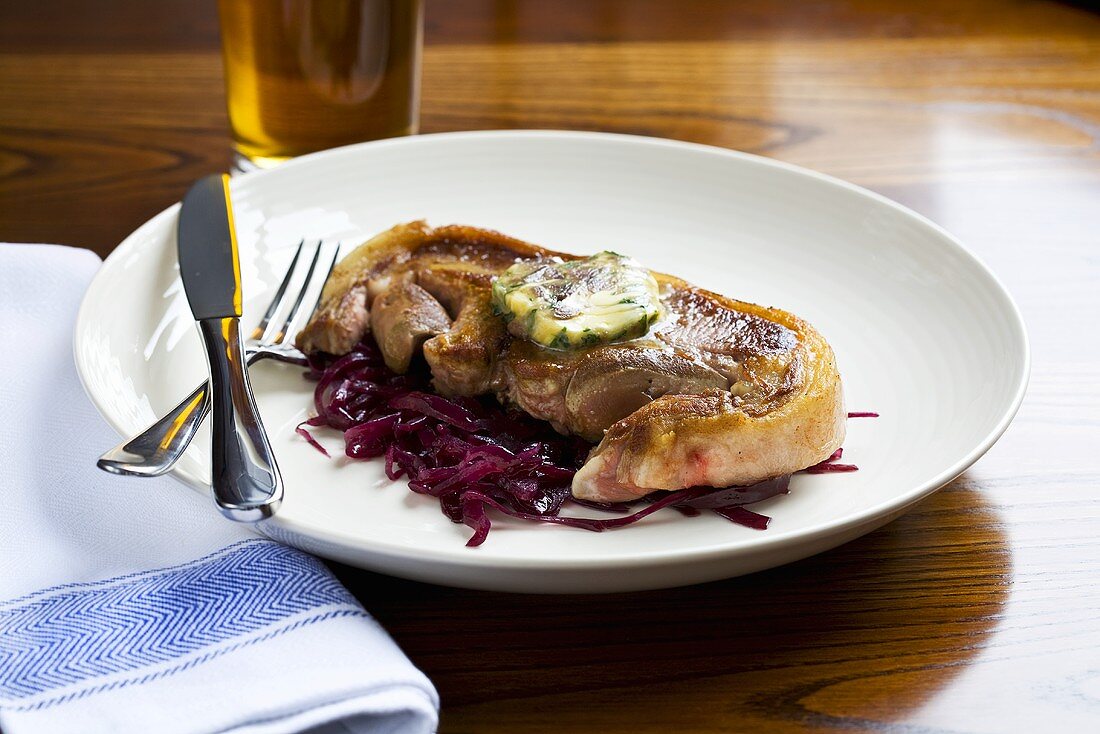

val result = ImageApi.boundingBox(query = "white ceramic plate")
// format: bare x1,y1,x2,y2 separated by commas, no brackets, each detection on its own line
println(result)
75,131,1028,593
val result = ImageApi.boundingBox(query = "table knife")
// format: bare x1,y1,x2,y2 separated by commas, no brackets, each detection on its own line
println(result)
177,174,282,521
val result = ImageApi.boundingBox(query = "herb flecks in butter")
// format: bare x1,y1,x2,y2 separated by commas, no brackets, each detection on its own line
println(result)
491,252,662,350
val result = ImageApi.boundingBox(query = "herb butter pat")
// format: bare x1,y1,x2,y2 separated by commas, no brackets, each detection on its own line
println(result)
491,251,662,350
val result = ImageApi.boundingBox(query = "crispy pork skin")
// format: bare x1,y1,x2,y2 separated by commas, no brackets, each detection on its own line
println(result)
298,222,845,501
572,288,846,501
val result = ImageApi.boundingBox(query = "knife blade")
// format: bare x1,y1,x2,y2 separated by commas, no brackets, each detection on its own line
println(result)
177,174,282,521
178,175,243,321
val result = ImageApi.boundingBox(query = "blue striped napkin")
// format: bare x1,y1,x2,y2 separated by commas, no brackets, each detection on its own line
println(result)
0,244,438,734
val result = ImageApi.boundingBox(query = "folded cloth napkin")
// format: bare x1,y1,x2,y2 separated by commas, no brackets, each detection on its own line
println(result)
0,244,438,734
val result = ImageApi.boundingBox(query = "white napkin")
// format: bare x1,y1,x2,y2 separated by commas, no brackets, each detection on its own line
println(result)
0,244,439,734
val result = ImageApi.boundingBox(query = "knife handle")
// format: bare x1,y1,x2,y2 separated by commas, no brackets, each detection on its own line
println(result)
197,316,282,521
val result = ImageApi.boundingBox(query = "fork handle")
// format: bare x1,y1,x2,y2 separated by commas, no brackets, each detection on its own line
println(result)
97,380,210,477
96,348,306,479
198,317,282,521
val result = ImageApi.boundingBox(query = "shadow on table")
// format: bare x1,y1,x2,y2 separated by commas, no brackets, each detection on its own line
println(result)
331,476,1010,728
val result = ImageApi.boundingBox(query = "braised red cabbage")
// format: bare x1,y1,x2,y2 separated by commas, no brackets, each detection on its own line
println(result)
300,342,856,546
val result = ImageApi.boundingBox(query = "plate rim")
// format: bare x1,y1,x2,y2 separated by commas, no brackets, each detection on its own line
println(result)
74,129,1031,572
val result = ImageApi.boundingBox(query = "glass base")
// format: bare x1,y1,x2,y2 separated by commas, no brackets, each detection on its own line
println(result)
230,124,420,175
231,151,293,175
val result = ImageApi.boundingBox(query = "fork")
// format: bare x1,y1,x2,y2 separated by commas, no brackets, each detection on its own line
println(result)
97,239,339,477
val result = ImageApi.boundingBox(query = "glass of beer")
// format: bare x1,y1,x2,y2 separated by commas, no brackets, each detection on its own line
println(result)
217,0,423,171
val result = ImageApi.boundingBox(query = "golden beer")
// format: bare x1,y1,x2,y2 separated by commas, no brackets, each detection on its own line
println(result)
218,0,423,169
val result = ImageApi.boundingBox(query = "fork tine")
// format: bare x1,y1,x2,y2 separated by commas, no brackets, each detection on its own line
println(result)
283,241,340,345
262,240,322,345
250,239,304,341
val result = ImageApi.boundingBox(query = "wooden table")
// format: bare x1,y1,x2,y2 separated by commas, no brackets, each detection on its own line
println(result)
3,1,1099,731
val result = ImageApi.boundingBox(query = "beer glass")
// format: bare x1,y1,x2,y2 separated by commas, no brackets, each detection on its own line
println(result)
218,0,423,170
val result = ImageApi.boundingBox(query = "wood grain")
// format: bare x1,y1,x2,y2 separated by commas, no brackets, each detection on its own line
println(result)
333,479,1016,731
2,1,1099,731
